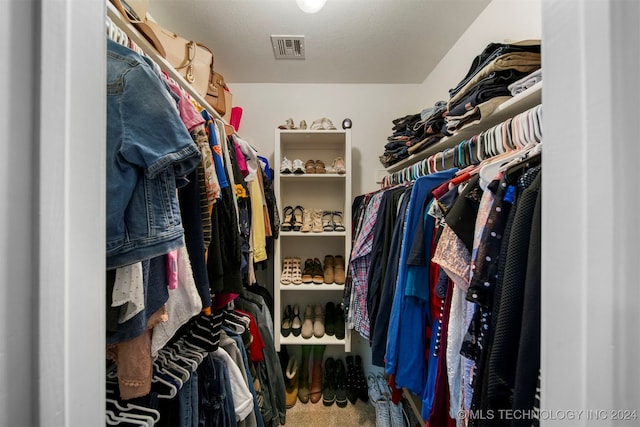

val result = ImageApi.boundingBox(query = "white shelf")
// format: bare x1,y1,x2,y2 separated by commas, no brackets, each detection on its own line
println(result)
280,174,346,179
274,128,352,352
279,283,345,291
385,81,542,173
280,334,347,346
279,231,347,237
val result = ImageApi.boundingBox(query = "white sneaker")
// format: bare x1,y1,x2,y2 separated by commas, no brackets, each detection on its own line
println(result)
292,158,305,174
281,157,293,174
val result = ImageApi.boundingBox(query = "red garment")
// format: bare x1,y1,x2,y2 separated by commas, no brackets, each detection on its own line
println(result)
427,276,456,427
236,309,266,362
212,292,240,311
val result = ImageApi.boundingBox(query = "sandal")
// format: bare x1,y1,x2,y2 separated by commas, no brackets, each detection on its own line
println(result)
278,118,296,130
305,159,316,174
280,257,293,284
291,257,303,284
312,209,323,233
315,160,326,174
322,211,334,232
300,208,314,233
292,206,304,231
332,211,346,232
281,206,294,231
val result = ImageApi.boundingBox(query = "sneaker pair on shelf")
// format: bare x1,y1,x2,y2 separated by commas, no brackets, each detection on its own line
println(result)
280,157,304,174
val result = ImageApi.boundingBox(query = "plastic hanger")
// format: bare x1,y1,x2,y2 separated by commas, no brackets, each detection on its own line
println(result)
106,399,160,424
151,371,178,399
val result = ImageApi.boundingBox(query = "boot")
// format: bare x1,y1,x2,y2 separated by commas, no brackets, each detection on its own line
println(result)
345,355,358,404
334,358,348,408
334,255,346,285
298,346,312,403
321,357,336,406
309,345,326,403
285,356,299,409
355,355,369,403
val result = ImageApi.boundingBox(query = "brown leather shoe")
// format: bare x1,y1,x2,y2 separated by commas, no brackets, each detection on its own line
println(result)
323,255,335,283
312,258,324,284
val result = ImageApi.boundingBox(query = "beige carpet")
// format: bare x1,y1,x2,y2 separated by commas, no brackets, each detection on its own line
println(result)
283,399,377,426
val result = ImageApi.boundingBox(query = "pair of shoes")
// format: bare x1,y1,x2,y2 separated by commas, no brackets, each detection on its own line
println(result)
301,258,323,284
285,356,299,409
300,209,323,233
280,157,305,174
320,212,345,232
346,355,369,404
281,205,304,231
310,117,337,130
373,373,406,426
330,157,346,174
281,256,302,285
323,254,347,284
304,159,326,174
284,304,301,337
301,304,325,339
368,373,392,427
278,118,307,130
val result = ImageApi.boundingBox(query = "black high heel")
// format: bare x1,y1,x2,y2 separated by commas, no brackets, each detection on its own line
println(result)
281,304,293,337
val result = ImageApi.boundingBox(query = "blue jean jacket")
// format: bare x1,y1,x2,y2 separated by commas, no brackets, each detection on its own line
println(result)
106,39,201,269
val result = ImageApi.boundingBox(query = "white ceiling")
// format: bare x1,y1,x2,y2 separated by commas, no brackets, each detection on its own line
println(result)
148,0,491,84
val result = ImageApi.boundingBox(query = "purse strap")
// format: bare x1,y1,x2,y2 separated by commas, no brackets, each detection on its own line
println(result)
109,0,167,57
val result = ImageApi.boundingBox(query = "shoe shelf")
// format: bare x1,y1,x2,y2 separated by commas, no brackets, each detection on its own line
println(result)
279,231,347,237
279,334,347,346
274,128,352,353
279,174,346,179
280,283,346,291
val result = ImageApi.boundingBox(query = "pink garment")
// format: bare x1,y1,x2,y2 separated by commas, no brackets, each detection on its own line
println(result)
166,249,178,290
234,141,249,177
162,72,205,132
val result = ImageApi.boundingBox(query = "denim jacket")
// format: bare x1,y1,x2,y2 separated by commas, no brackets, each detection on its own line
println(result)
106,39,201,269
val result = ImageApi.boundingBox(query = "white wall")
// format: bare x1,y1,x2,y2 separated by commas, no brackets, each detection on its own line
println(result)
230,83,421,196
416,0,542,108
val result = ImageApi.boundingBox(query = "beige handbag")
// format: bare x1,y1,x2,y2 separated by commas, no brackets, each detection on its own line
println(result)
111,0,215,100
145,20,214,99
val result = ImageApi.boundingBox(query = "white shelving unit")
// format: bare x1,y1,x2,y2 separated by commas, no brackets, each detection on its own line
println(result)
385,81,542,173
273,129,352,352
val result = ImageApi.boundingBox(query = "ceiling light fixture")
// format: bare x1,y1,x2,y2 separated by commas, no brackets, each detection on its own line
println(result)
296,0,327,14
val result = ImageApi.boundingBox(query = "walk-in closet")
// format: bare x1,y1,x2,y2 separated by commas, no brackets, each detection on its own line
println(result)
1,0,639,426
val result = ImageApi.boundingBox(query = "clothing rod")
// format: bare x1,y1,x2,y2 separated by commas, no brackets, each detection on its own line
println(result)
381,104,542,187
106,2,236,137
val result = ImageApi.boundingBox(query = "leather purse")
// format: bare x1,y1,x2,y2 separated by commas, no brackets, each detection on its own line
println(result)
206,71,229,117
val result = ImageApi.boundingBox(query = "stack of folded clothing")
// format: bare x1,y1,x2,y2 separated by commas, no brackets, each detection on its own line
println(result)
445,40,541,134
379,101,450,168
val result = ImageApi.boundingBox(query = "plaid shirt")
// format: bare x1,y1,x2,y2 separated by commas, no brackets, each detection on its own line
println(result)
348,192,384,340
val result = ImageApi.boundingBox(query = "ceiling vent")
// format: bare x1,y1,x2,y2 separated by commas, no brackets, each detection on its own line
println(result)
271,35,305,59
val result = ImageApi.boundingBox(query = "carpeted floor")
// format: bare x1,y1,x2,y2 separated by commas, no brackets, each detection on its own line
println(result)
283,399,377,426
